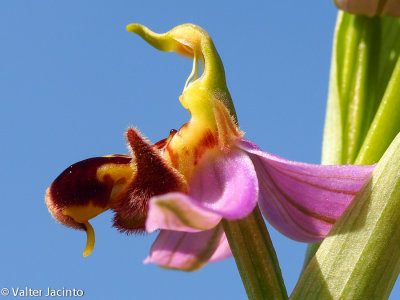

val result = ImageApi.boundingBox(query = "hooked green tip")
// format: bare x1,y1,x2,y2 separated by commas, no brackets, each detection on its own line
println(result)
126,23,237,121
126,23,138,33
126,23,177,53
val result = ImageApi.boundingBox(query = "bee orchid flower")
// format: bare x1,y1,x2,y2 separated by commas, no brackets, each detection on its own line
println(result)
45,24,374,271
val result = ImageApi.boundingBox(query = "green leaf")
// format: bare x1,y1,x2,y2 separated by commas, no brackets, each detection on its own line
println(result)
292,132,400,300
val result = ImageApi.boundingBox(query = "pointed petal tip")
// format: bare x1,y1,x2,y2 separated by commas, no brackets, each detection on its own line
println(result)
143,257,150,264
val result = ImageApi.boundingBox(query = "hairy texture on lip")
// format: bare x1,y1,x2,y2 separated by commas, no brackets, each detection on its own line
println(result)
45,155,132,229
112,128,188,233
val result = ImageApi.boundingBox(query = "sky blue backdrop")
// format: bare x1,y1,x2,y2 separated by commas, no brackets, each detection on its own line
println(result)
1,1,398,299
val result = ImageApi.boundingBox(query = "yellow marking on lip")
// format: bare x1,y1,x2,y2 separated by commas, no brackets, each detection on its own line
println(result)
96,163,135,201
96,163,135,183
61,206,97,257
62,203,107,224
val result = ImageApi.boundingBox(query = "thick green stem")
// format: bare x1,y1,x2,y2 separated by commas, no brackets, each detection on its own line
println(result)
299,13,400,299
305,14,382,270
222,207,288,300
355,52,400,164
322,13,380,166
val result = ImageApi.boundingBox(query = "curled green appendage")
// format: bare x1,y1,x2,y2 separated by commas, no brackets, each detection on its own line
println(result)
126,23,237,121
126,24,178,53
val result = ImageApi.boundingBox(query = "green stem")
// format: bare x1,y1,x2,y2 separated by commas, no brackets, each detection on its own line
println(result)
355,52,400,164
305,14,381,270
222,207,288,300
299,14,400,299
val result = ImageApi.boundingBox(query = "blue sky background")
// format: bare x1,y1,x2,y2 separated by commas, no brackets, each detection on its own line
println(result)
1,1,398,299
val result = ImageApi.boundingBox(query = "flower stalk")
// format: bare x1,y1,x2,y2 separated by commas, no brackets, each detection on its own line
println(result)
222,208,288,300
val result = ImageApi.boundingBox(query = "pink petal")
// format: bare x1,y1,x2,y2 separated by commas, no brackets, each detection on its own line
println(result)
239,140,374,242
188,149,259,219
144,224,231,271
146,192,222,233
